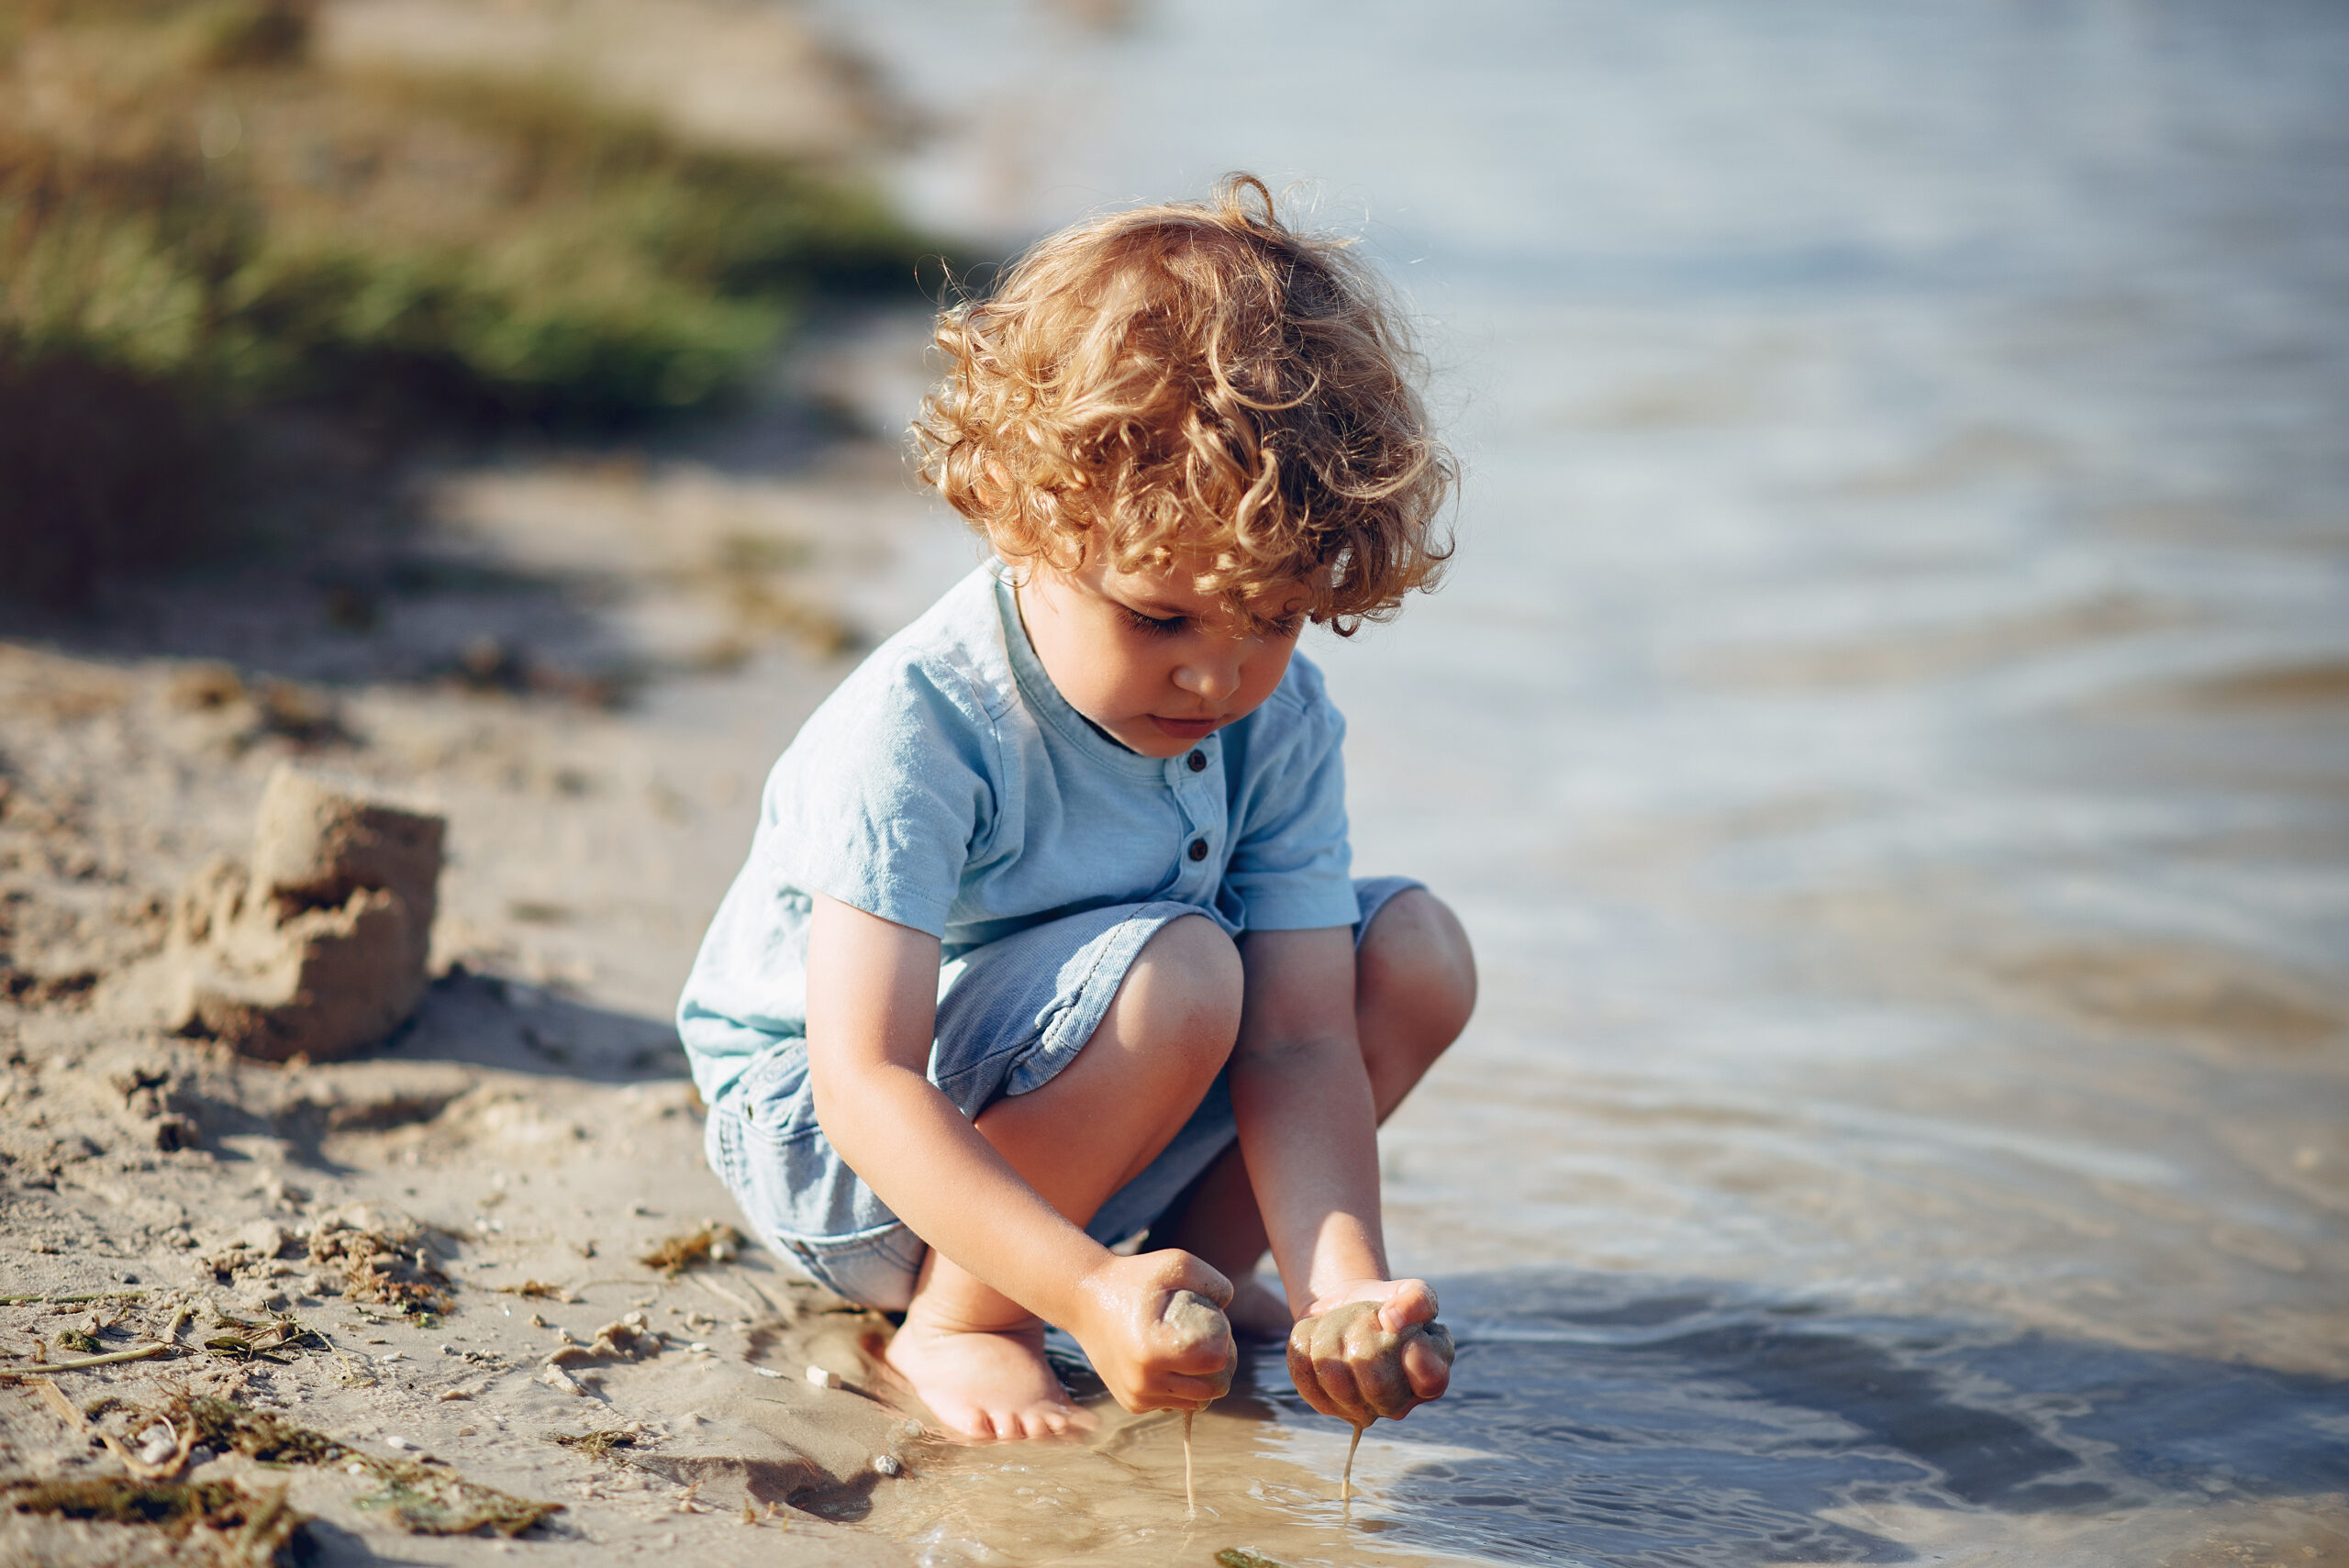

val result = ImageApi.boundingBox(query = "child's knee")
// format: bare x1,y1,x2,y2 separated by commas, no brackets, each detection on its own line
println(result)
1360,888,1477,1054
1112,913,1244,1075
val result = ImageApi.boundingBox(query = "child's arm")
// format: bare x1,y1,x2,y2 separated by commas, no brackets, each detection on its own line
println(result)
1228,925,1453,1418
803,894,1232,1413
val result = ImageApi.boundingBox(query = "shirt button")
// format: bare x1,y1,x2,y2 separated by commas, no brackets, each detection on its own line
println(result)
1187,838,1208,862
1187,750,1207,773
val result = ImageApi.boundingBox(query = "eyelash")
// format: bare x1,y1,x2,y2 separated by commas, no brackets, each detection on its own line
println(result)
1119,606,1305,639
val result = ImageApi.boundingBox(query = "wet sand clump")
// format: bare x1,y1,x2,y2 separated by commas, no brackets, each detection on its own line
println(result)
1285,1300,1456,1501
165,766,444,1063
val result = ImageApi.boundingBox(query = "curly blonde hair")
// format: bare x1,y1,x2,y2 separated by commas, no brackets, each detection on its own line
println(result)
914,175,1454,632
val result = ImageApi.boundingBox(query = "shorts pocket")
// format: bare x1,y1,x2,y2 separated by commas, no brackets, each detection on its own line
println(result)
717,1043,899,1244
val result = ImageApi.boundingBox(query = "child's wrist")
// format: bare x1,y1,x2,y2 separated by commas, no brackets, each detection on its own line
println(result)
1060,1249,1138,1347
1296,1245,1392,1315
1298,1273,1400,1319
1013,1237,1119,1343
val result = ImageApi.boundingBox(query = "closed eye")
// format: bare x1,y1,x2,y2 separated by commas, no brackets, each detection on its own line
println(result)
1123,606,1185,637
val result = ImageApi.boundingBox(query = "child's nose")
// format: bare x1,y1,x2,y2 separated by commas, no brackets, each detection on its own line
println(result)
1174,653,1241,702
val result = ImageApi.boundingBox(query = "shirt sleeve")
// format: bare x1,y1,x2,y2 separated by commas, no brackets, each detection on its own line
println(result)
759,656,996,938
1220,663,1357,933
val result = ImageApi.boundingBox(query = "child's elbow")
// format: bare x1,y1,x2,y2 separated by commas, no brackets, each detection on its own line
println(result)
804,1042,859,1145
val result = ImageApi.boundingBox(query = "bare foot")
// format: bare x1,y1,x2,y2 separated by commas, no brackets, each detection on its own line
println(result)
885,1309,1098,1440
1227,1273,1294,1341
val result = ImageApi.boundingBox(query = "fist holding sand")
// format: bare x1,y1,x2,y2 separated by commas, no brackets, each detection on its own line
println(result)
1286,1282,1455,1426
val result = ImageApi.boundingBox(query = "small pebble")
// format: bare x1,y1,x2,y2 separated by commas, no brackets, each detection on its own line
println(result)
188,1447,216,1466
120,1273,139,1284
688,1341,710,1353
753,1367,784,1379
440,1344,459,1355
806,1365,841,1390
384,1435,417,1451
874,1454,901,1477
377,1351,406,1363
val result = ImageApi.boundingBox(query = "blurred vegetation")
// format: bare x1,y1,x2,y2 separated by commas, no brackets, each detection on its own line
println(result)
0,0,935,605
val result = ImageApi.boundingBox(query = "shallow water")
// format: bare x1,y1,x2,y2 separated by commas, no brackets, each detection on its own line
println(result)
789,1,2349,1561
855,1273,2349,1566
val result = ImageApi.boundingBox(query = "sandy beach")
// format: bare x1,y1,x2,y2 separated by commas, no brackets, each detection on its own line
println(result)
0,310,992,1562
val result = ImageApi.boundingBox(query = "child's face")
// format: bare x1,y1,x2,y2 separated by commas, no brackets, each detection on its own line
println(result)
1014,546,1309,759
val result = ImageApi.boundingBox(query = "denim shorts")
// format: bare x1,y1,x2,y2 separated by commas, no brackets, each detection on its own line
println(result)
703,875,1425,1310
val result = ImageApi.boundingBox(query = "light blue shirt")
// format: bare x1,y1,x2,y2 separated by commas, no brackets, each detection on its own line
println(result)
677,563,1356,1103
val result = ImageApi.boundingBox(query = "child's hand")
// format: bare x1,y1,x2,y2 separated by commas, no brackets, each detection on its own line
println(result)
1286,1278,1454,1425
1067,1250,1236,1415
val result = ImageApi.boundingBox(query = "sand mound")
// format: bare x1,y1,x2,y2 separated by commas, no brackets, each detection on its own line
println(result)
165,766,444,1062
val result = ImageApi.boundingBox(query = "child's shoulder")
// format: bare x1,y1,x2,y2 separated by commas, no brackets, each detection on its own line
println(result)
1265,644,1335,717
1224,646,1345,777
1244,645,1343,747
817,565,1019,730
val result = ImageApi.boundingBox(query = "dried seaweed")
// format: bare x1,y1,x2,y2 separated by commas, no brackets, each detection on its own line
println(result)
495,1280,569,1300
0,1340,172,1376
638,1220,741,1277
351,1462,562,1537
1,1475,306,1566
55,1329,102,1353
204,1315,329,1362
306,1216,452,1316
550,1428,640,1459
175,1394,350,1466
156,1394,562,1537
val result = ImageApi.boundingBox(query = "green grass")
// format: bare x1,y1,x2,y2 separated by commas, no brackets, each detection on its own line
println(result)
0,0,939,604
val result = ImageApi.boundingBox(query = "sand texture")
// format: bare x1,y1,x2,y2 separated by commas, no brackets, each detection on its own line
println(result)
0,330,971,1564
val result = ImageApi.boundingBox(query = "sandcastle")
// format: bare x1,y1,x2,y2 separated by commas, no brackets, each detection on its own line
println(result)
166,765,445,1062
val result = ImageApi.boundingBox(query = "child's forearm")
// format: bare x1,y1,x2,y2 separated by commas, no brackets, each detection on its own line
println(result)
804,894,1118,1332
1227,925,1392,1310
1230,1036,1388,1309
813,1055,1116,1327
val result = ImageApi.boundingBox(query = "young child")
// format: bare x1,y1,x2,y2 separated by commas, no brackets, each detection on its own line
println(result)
678,175,1476,1440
